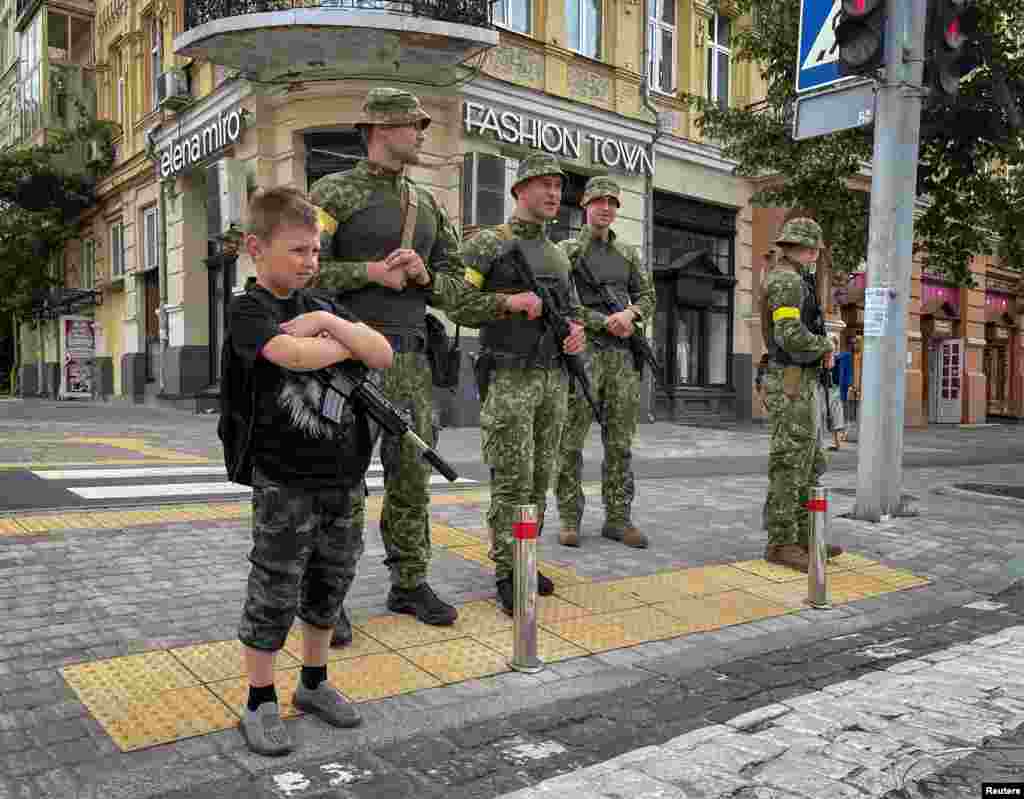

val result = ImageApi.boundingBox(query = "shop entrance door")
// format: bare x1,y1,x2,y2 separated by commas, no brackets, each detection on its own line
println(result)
984,344,1008,416
143,271,160,383
929,338,963,424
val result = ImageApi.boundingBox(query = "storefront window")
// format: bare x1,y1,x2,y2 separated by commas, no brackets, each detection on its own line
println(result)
548,170,588,244
305,130,366,188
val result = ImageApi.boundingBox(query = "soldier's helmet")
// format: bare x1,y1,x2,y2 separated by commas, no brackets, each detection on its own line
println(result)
510,153,565,197
356,87,431,130
775,217,824,249
581,176,621,208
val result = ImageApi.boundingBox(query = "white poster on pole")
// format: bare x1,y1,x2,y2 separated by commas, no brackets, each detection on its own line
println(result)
864,287,890,337
59,315,96,399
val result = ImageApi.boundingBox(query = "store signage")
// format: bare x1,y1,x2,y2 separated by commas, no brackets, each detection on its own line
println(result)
463,101,654,176
59,316,95,399
159,108,244,179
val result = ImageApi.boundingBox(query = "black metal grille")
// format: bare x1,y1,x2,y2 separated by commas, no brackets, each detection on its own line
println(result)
185,0,492,32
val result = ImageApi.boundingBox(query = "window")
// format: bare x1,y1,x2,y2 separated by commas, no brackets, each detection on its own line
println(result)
549,170,588,244
110,220,125,278
648,0,675,94
113,49,126,126
566,0,600,58
18,12,42,135
150,17,162,110
493,0,529,33
81,239,96,289
706,12,731,110
142,206,159,271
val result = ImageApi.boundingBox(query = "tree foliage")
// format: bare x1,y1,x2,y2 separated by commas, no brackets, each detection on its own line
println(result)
681,0,1024,286
0,106,118,316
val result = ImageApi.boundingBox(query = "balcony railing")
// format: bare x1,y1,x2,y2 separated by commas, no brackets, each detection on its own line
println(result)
184,0,492,33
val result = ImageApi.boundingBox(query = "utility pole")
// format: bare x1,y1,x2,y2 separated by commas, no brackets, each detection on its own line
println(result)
852,0,927,521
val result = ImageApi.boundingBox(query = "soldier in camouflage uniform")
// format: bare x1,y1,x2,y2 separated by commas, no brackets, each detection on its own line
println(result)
448,153,586,615
554,176,656,549
761,217,843,572
309,88,469,635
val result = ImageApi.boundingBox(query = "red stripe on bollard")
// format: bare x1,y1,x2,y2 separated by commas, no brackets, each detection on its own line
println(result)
805,499,828,512
513,521,538,540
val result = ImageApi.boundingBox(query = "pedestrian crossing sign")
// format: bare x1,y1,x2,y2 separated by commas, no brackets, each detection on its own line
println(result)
797,0,844,93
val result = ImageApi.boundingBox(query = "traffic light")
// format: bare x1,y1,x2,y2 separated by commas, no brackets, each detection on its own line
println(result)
834,0,887,77
925,0,977,98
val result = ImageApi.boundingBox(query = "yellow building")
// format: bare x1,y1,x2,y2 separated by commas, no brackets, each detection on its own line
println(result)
11,0,769,423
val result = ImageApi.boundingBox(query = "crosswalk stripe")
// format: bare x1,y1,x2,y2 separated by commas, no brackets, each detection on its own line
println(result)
31,462,386,480
64,475,476,500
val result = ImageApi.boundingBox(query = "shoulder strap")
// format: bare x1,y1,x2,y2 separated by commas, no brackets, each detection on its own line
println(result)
400,179,419,250
495,223,514,242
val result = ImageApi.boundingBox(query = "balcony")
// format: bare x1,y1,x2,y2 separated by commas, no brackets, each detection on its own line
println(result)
175,0,498,83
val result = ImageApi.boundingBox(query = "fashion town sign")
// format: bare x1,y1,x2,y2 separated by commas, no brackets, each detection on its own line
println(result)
463,101,654,176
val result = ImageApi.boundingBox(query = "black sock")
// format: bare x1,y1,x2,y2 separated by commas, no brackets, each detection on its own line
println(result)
301,665,327,690
247,684,277,711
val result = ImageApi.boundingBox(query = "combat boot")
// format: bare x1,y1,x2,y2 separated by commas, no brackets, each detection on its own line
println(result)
764,544,810,573
387,583,458,626
559,526,580,547
602,522,649,549
330,609,352,647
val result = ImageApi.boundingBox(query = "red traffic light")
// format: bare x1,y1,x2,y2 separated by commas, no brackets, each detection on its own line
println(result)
943,16,964,49
842,0,882,16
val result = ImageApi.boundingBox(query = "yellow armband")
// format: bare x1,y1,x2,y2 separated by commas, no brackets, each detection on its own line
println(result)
772,306,800,322
464,268,485,288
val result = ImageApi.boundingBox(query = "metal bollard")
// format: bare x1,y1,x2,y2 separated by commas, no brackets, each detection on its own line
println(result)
805,485,831,609
509,504,545,673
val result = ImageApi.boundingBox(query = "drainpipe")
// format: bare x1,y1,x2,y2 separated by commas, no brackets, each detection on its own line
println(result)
639,0,663,421
157,178,170,394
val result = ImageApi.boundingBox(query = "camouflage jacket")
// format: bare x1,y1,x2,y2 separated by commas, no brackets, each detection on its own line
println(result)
308,159,467,311
559,225,655,340
762,255,833,365
447,217,583,328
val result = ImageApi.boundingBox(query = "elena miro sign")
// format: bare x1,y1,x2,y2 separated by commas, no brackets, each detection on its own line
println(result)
159,108,245,179
463,101,654,176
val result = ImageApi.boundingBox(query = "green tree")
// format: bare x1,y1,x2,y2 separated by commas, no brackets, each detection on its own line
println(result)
682,0,1024,286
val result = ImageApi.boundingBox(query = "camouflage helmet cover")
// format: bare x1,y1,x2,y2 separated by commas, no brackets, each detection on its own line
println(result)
775,217,824,249
356,87,431,129
510,153,565,197
581,176,621,207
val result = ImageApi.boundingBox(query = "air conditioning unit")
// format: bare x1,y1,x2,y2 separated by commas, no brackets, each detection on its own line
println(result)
156,70,190,111
206,158,245,238
462,152,517,229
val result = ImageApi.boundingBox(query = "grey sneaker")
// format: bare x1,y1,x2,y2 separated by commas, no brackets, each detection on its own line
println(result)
293,681,362,728
239,702,293,756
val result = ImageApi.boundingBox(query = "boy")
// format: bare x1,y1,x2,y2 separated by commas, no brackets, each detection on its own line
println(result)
220,186,393,756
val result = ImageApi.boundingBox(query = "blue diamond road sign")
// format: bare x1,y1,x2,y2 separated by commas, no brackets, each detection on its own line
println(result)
797,0,844,93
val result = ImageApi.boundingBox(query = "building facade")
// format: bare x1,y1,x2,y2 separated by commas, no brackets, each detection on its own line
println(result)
6,0,1021,426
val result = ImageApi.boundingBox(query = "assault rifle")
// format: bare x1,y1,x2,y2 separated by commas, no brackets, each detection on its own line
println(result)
317,362,460,482
503,242,604,427
803,272,835,433
572,253,665,389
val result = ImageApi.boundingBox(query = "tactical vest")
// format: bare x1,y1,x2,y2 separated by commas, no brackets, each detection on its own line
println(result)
761,259,824,366
479,228,572,361
575,239,632,350
331,179,437,335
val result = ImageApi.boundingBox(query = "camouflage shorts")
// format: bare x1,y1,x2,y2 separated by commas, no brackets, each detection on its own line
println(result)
238,466,366,651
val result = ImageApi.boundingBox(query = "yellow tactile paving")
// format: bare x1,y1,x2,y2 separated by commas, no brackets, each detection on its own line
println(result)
730,559,807,583
429,523,482,549
0,518,21,535
534,595,595,624
554,582,647,613
91,685,238,751
283,626,389,663
829,552,880,570
474,628,589,663
401,638,510,683
534,561,591,586
654,590,793,630
355,613,465,649
448,600,514,636
67,437,207,462
61,651,200,705
57,553,932,753
208,668,303,719
169,640,300,683
326,653,442,702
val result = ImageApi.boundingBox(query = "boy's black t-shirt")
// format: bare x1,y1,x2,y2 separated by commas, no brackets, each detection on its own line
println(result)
227,284,370,488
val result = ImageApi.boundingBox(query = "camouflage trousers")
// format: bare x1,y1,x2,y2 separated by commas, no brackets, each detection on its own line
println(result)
481,365,568,581
376,351,437,590
556,347,640,528
239,466,365,651
762,366,828,548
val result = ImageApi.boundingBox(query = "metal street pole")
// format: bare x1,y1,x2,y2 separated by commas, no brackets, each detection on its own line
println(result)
853,0,927,521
